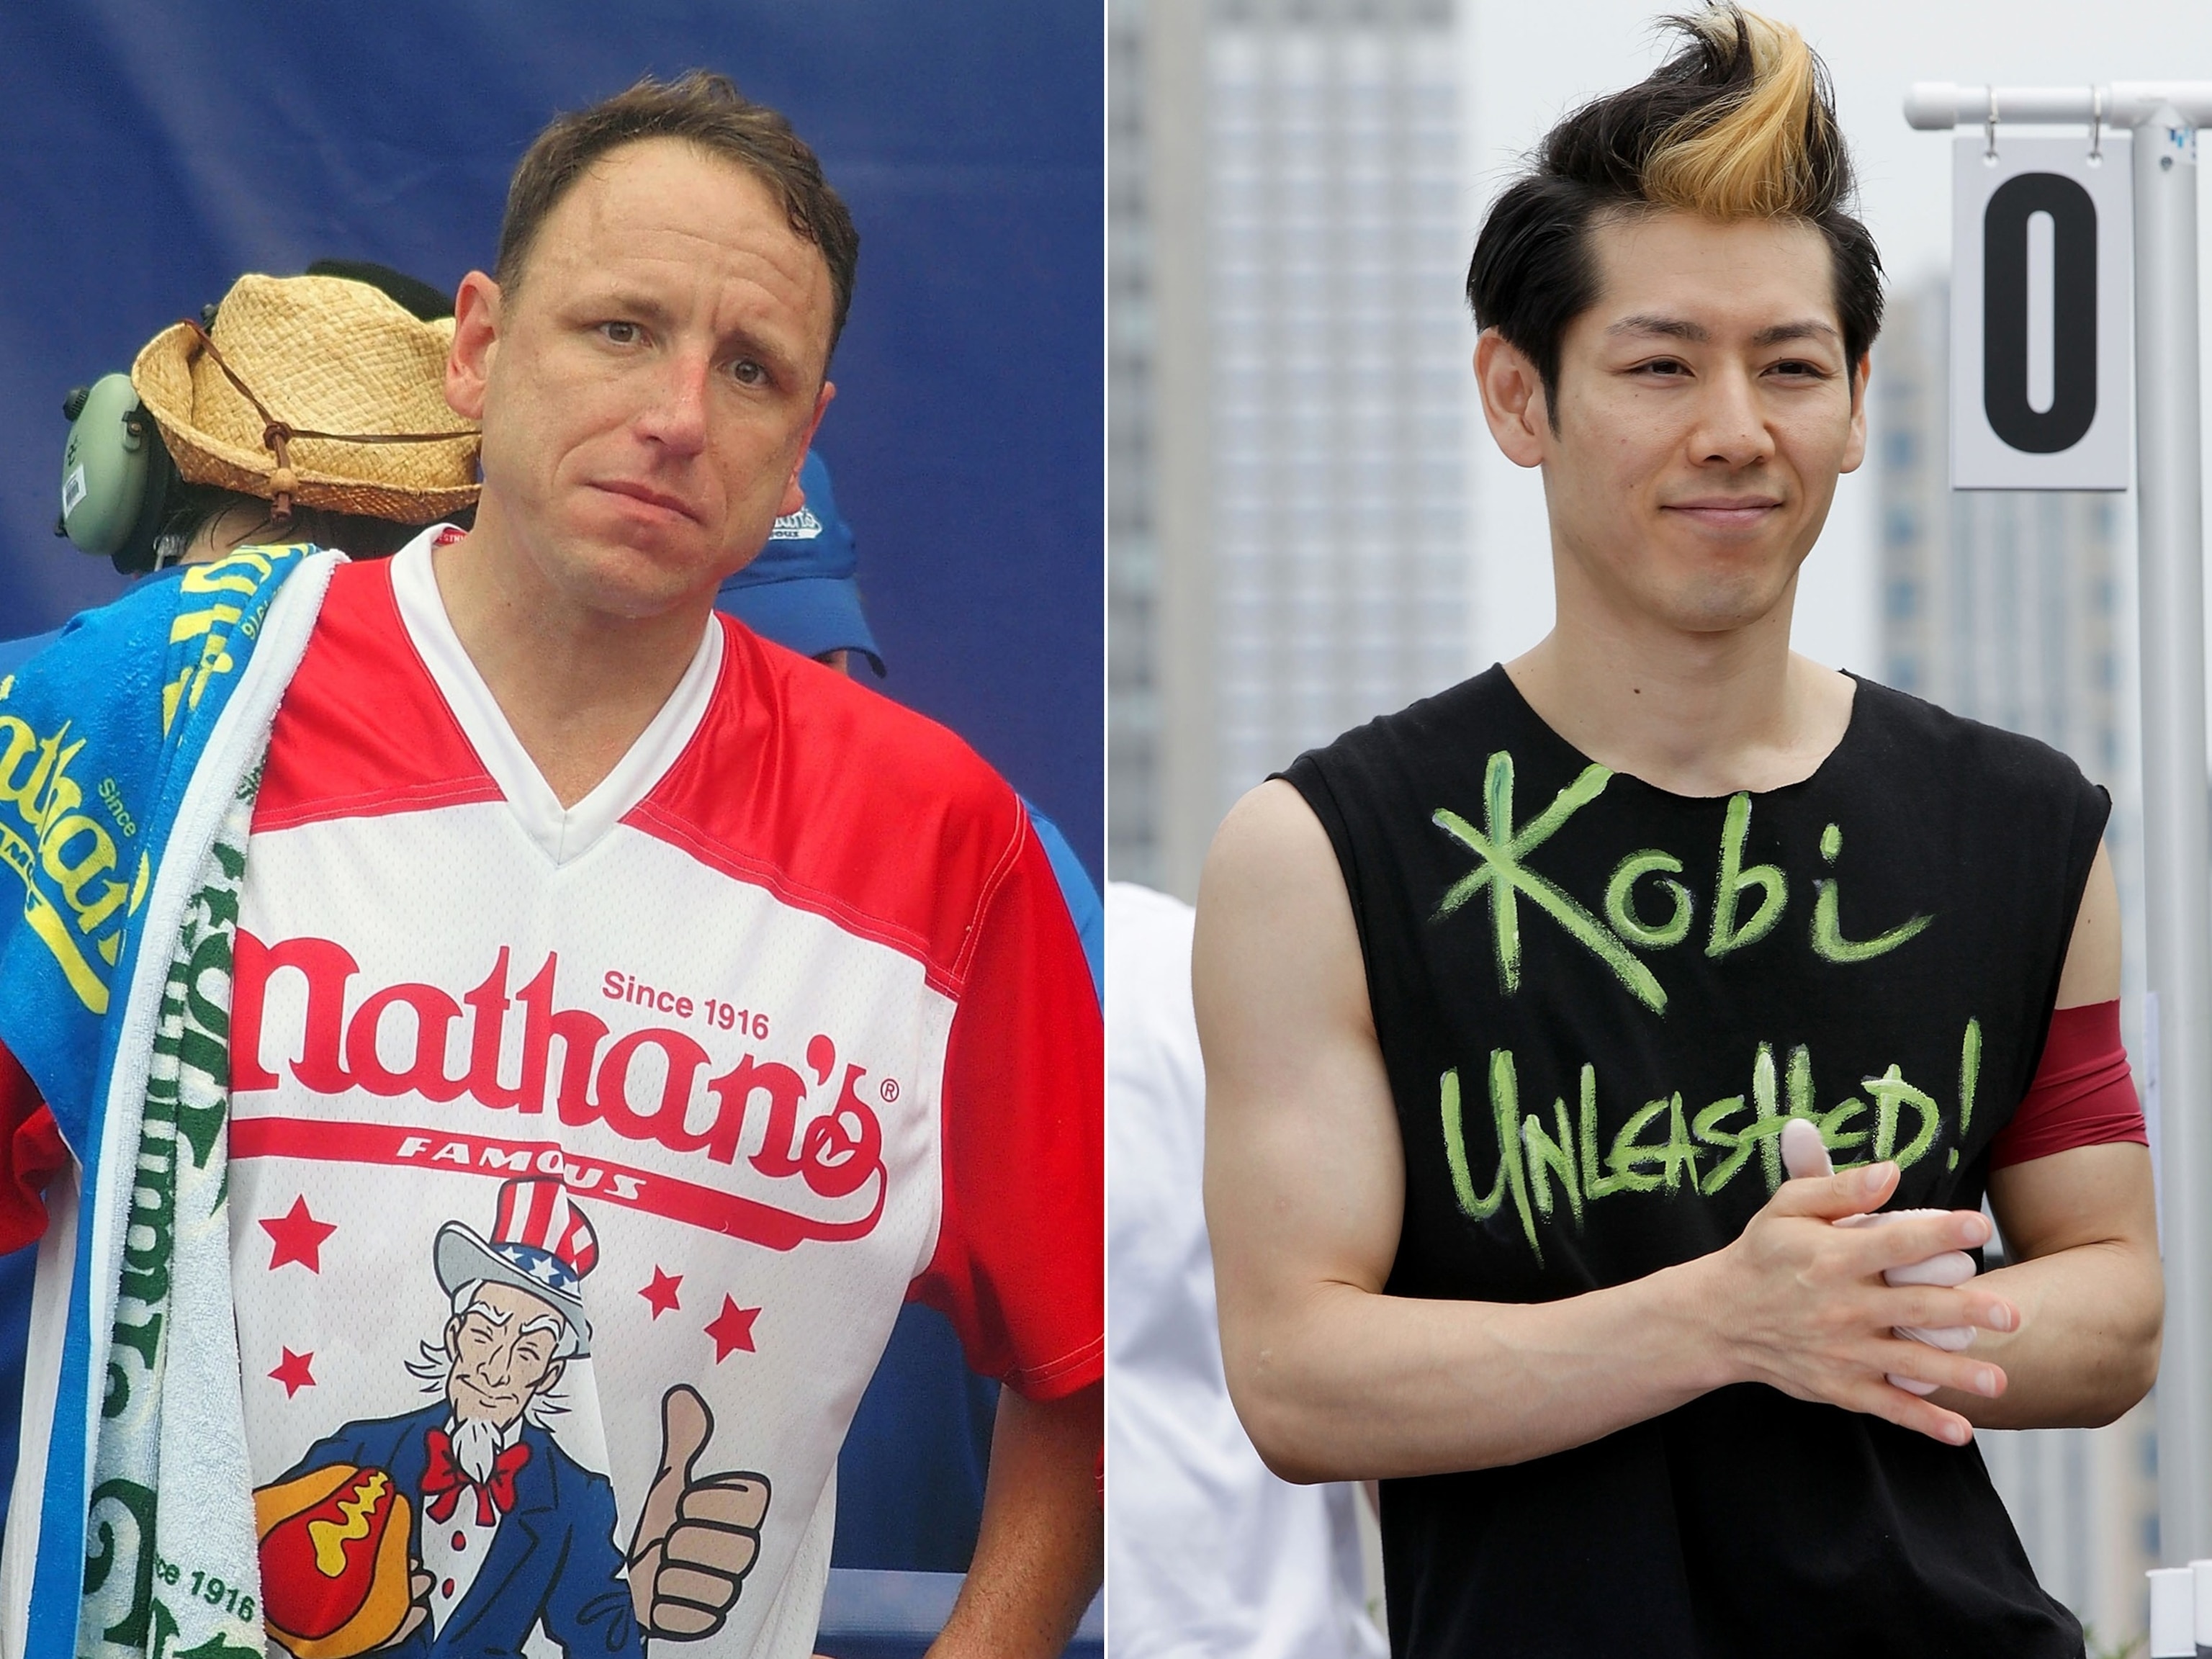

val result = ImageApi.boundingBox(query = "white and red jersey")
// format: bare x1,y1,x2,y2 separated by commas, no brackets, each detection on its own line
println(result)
227,529,1100,1656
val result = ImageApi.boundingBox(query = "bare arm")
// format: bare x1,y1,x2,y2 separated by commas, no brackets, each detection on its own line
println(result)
1197,781,2021,1483
927,1381,1101,1659
1933,845,2162,1429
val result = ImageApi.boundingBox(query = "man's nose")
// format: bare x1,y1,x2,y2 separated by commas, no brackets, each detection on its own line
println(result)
1689,364,1773,470
636,350,712,457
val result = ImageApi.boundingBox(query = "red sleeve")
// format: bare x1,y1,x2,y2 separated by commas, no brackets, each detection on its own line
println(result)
911,822,1103,1401
1987,999,2148,1171
0,1038,70,1254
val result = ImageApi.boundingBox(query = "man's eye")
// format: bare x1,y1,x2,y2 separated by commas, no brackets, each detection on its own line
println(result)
730,358,768,387
601,321,642,346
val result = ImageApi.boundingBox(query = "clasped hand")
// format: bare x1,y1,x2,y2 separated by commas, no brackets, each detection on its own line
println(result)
1709,1123,2020,1447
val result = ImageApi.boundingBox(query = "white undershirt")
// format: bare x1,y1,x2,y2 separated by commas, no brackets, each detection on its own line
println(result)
388,529,723,867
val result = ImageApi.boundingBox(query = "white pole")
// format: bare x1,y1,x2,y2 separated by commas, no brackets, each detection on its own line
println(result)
2134,103,2212,1567
1908,80,2212,1565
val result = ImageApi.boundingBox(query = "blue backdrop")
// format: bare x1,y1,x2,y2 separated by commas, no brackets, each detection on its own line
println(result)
0,0,1102,881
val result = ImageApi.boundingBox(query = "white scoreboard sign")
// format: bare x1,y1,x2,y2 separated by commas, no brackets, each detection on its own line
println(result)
1951,133,2132,490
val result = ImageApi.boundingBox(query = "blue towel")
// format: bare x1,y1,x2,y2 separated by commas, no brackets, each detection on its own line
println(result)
0,545,336,1655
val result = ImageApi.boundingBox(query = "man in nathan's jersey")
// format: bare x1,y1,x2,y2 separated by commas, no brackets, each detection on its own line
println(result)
0,71,1101,1659
1197,8,2157,1656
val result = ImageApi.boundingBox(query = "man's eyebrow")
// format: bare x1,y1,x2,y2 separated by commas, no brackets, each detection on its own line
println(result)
1751,320,1841,346
576,287,678,329
1602,316,1841,348
1607,315,1707,343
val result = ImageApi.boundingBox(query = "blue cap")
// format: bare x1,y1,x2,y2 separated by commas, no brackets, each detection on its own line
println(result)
716,450,886,676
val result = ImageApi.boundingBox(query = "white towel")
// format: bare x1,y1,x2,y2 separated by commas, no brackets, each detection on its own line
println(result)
78,774,263,1657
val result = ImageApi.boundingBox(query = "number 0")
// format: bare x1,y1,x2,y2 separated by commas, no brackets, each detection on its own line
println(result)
1982,171,2098,454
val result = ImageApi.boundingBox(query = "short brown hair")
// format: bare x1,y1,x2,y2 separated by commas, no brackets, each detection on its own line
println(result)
495,71,860,364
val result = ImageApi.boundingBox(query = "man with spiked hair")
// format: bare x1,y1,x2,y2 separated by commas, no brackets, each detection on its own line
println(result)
1198,8,2157,1653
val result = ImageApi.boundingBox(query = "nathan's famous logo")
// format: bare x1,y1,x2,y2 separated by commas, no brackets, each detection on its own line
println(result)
1434,751,1933,1015
0,548,285,1016
231,934,886,1208
0,715,150,1015
1441,1019,1982,1263
161,547,299,736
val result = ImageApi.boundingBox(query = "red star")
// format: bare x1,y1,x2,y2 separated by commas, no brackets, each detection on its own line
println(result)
269,1348,316,1398
705,1297,760,1362
639,1267,683,1319
260,1196,338,1272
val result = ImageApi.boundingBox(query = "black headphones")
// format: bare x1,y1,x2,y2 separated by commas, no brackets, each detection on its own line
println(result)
54,261,456,576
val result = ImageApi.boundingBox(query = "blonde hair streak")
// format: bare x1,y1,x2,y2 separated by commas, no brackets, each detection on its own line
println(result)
1643,7,1829,220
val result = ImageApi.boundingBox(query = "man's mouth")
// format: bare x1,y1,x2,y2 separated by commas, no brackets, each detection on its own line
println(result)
592,480,700,521
1663,496,1783,529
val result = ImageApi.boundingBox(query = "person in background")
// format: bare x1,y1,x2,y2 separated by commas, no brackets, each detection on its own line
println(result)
1108,879,1384,1659
719,449,1102,1577
0,260,467,675
0,258,478,1542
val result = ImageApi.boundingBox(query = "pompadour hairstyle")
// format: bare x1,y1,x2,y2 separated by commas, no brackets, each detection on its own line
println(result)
495,70,860,365
1466,5,1882,422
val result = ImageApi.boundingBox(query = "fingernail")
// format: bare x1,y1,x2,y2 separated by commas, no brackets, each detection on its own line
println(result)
1977,1367,1999,1395
1961,1217,1990,1246
1858,1163,1892,1194
1947,1421,1972,1445
1987,1305,2015,1332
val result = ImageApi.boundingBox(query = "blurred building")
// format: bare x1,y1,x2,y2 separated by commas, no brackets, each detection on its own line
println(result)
1876,276,2157,1650
1108,0,1470,899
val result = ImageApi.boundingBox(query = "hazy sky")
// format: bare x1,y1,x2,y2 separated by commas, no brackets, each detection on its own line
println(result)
1457,0,2212,677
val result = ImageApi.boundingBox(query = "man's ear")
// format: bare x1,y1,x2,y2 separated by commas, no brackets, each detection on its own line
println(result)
444,1318,463,1360
779,380,837,518
1839,351,1871,475
446,271,502,423
541,1359,565,1395
1475,329,1550,469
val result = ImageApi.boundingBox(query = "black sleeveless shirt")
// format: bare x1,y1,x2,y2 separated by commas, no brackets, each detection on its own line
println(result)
1281,667,2105,1659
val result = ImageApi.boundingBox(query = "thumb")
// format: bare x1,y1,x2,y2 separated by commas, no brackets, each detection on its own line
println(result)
1779,1118,1833,1182
1768,1158,1897,1220
630,1385,714,1560
659,1382,715,1482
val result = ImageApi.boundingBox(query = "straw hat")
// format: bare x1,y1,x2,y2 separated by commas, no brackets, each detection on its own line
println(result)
131,272,480,524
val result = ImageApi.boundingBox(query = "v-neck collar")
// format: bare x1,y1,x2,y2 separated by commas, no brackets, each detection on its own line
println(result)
387,527,724,866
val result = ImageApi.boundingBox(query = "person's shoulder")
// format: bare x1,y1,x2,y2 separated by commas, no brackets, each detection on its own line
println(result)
12,563,192,666
1848,675,2100,805
1293,664,1514,774
1267,667,1517,880
642,621,1030,981
724,621,1017,813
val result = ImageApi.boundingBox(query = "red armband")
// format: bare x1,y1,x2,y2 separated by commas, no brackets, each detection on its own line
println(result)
1987,999,2147,1171
0,1039,69,1252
